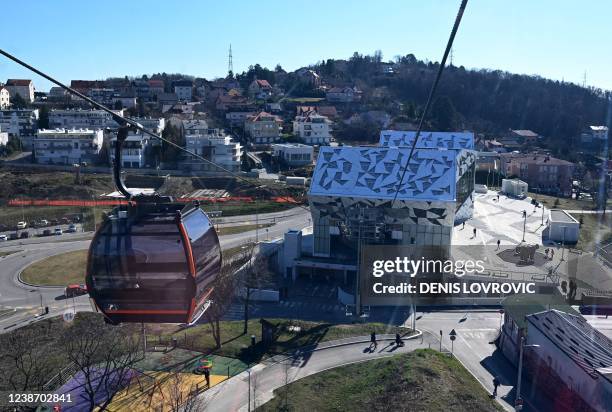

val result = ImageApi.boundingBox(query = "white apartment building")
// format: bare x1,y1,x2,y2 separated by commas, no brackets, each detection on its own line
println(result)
0,87,10,109
292,112,332,145
109,131,151,169
0,109,39,137
49,109,124,130
272,143,313,166
34,128,103,165
184,129,243,173
5,79,35,102
174,80,193,102
245,112,282,144
0,128,8,147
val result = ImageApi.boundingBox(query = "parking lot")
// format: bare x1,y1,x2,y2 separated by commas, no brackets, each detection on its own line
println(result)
0,222,84,242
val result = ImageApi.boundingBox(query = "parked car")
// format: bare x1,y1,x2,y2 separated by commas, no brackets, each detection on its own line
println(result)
66,224,77,233
16,221,27,230
61,217,69,225
50,219,59,226
54,228,63,236
20,231,29,239
65,284,88,298
0,234,7,242
9,233,18,240
42,229,52,236
40,219,49,226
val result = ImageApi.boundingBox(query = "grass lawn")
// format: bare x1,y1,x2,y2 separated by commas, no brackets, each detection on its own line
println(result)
217,223,273,236
285,97,325,103
570,213,612,250
20,249,87,286
258,349,503,412
529,192,603,211
147,319,414,364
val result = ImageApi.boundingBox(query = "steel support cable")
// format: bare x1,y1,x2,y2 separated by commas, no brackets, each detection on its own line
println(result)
391,0,469,207
0,48,310,212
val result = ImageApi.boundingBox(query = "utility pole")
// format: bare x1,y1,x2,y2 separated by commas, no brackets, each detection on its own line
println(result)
228,44,234,77
522,210,527,242
355,208,364,317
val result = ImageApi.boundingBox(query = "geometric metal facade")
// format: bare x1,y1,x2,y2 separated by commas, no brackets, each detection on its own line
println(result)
379,130,475,150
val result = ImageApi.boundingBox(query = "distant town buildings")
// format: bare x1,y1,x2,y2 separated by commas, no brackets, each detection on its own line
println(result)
49,109,124,130
5,79,35,102
0,108,39,137
499,152,575,196
226,111,256,128
507,129,540,145
0,86,10,109
296,68,321,88
292,111,332,145
245,111,282,145
272,143,313,167
34,128,104,165
184,128,242,173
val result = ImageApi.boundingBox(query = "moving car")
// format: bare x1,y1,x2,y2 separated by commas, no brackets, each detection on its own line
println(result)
16,221,27,230
66,224,77,233
0,234,7,242
9,233,18,240
42,229,52,236
54,228,63,236
65,284,88,298
20,231,29,239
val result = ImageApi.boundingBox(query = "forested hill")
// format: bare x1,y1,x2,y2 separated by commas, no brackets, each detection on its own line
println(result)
235,52,610,152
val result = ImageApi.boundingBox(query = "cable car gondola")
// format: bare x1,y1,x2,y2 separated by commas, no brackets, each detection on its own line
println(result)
85,125,222,324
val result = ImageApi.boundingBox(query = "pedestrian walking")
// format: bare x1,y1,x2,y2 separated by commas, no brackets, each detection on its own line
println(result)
496,239,500,250
462,221,465,229
473,227,477,238
203,368,210,387
395,333,404,347
370,332,377,350
492,376,500,398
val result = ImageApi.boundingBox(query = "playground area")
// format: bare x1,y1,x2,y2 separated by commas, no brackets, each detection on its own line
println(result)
54,348,249,412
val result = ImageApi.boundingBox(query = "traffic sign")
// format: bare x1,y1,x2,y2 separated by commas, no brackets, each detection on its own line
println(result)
449,329,457,336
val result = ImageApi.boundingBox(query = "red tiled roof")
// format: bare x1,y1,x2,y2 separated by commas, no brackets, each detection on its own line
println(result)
6,79,32,86
247,111,280,122
255,79,272,88
148,80,164,88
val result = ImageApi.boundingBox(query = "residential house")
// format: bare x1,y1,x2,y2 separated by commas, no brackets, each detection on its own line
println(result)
272,143,313,167
173,79,193,102
182,119,209,136
296,105,338,119
48,87,69,102
5,79,35,102
109,130,152,168
499,152,575,196
484,139,507,153
248,79,273,99
0,86,10,108
226,111,256,128
49,109,123,130
148,79,165,98
112,95,137,109
34,128,104,165
326,86,362,103
215,95,251,112
293,112,332,145
183,128,243,173
296,68,321,88
507,129,540,146
130,117,166,135
70,80,106,101
0,108,39,137
245,111,282,145
88,88,116,106
158,93,179,108
580,125,609,144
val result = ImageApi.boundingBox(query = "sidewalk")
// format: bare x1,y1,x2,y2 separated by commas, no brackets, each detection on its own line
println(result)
198,332,436,411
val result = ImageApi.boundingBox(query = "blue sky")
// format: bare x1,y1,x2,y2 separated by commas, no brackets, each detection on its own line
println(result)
1,1,610,92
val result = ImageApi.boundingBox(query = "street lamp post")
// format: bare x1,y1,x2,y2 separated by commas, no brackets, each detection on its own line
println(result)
522,210,527,242
515,336,540,411
560,226,567,261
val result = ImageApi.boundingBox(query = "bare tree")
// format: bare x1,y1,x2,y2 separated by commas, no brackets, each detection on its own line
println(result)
251,367,260,410
0,324,54,391
204,261,239,349
60,314,142,411
165,370,210,412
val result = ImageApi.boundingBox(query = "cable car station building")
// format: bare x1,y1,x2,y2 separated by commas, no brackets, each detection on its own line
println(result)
282,131,476,282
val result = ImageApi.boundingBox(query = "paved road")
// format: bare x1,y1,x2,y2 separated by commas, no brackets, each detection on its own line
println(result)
0,207,311,332
200,332,437,412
